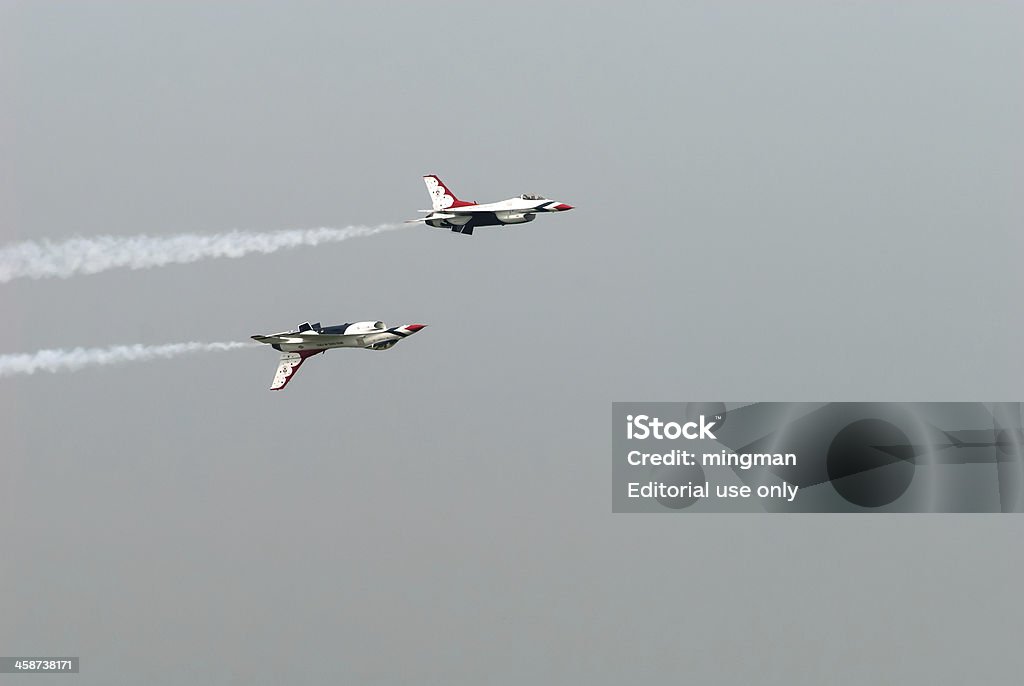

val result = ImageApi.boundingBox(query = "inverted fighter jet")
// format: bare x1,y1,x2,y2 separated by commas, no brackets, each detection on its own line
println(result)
252,320,427,390
406,174,573,236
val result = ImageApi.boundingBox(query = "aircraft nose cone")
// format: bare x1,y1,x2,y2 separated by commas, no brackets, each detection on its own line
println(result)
555,203,573,211
406,324,427,332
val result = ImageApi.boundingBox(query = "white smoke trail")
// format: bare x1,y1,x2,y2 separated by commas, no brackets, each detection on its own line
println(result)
0,341,254,378
0,223,405,283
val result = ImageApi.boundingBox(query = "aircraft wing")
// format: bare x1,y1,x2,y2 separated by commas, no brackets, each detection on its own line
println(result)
252,334,308,345
253,332,365,346
270,350,322,390
298,334,362,345
405,213,457,224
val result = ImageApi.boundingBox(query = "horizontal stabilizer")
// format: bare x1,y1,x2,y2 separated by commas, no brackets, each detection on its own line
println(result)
405,213,457,224
252,334,305,345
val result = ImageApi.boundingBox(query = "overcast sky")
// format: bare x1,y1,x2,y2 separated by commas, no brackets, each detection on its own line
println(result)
2,2,1023,684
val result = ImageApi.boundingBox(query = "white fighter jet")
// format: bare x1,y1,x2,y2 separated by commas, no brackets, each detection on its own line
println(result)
251,320,427,390
406,174,574,236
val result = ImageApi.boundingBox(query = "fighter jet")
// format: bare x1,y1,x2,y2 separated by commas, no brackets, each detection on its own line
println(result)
251,320,427,390
406,174,573,236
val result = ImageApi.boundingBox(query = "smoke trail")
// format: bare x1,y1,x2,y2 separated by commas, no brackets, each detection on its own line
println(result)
0,341,254,378
0,223,405,283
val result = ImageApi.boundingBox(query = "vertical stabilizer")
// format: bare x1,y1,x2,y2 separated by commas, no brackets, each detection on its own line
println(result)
270,349,323,390
423,175,475,210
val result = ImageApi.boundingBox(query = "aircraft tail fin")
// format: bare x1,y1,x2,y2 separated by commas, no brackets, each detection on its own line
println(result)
424,174,475,210
270,349,323,391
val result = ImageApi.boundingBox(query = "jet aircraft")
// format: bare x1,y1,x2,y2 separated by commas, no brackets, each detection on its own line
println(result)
406,174,573,235
252,320,426,390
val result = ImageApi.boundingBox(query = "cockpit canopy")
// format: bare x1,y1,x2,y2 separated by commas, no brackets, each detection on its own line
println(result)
520,193,545,200
298,320,387,335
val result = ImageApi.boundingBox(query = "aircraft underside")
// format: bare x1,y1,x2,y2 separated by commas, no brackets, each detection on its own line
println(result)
427,212,537,235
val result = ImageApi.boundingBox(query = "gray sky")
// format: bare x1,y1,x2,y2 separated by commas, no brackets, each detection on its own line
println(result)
1,1,1022,683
